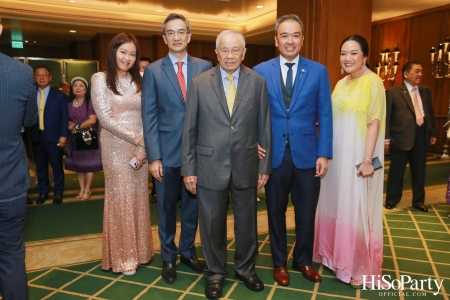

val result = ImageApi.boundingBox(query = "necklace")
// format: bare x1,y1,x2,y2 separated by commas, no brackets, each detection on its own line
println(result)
74,99,84,105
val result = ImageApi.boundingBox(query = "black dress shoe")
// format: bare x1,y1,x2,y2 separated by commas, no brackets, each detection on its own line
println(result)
53,194,63,205
180,255,205,273
27,197,33,205
205,280,222,299
161,262,177,284
413,204,428,212
235,273,264,291
385,203,395,210
36,193,48,204
150,194,157,203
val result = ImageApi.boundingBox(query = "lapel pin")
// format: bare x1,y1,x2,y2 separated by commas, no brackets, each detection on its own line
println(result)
300,69,306,79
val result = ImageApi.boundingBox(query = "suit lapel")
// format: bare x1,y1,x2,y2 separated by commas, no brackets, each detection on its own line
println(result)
186,55,195,92
162,55,184,103
269,57,286,113
232,66,250,116
399,83,415,115
210,66,230,117
289,56,307,111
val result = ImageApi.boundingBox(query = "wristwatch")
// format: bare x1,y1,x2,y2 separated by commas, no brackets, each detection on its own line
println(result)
75,124,80,130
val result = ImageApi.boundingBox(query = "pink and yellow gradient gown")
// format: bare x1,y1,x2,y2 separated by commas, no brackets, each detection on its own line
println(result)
313,72,386,286
91,72,154,273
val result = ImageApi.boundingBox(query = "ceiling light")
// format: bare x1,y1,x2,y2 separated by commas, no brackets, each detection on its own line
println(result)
228,15,235,20
156,9,163,12
70,30,76,33
256,5,264,8
33,41,36,43
25,40,28,43
69,0,77,3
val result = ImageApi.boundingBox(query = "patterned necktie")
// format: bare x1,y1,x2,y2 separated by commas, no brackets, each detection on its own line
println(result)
39,90,45,130
285,62,295,95
412,87,424,126
176,62,187,102
226,75,236,116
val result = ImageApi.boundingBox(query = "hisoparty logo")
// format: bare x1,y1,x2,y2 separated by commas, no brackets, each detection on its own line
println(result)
362,275,444,296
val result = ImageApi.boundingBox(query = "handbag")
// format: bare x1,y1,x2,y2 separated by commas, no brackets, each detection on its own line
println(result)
71,127,99,150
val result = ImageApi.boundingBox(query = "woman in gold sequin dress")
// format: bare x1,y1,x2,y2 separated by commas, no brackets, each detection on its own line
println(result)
313,35,386,289
91,33,154,275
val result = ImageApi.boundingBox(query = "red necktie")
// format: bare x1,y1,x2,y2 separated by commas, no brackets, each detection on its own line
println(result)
412,87,424,126
176,62,187,102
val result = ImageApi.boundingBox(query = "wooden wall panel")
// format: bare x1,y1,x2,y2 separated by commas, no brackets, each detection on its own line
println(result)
372,6,450,153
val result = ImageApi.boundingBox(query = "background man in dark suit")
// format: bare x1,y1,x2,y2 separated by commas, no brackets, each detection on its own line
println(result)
253,14,332,286
385,61,436,212
0,23,37,299
182,30,272,298
142,13,211,284
31,66,69,205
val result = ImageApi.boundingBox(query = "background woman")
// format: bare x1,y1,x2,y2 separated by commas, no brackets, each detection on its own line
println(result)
91,32,154,275
66,77,102,200
313,35,386,288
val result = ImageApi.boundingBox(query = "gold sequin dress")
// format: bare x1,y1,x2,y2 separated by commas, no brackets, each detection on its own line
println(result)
91,72,154,272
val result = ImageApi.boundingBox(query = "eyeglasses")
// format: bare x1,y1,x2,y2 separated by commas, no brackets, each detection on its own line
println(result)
165,30,188,38
218,47,243,56
35,74,49,77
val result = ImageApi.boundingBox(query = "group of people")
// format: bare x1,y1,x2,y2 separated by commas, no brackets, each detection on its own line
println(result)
0,11,439,300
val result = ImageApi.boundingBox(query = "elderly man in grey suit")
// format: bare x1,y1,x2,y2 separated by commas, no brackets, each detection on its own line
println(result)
182,30,272,299
142,13,211,284
0,23,37,300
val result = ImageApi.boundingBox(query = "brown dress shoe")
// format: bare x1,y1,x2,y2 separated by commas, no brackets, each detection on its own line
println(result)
273,266,290,286
292,264,322,282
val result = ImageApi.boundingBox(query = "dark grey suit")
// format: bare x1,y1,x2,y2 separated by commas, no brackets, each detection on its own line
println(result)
0,52,37,299
385,83,436,207
181,65,271,280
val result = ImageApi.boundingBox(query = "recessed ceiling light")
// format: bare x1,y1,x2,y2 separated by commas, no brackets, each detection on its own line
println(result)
256,5,264,8
33,41,36,43
25,40,28,43
156,9,163,12
69,0,77,3
228,15,235,20
70,30,76,33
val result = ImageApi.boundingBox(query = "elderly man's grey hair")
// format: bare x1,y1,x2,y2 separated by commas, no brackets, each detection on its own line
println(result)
275,14,304,35
216,30,246,49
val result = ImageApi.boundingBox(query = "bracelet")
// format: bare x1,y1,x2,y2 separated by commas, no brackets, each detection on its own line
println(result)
75,124,80,130
363,155,373,162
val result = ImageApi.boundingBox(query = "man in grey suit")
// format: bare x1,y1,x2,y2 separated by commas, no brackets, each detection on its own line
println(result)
0,23,37,300
385,61,436,212
182,30,272,298
142,13,211,284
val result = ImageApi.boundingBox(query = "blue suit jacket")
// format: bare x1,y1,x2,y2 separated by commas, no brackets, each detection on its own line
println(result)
0,53,37,198
254,55,333,169
142,54,211,167
31,87,69,143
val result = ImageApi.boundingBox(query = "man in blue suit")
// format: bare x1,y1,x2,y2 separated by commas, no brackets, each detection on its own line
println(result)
0,23,37,299
254,14,332,286
31,66,69,205
142,13,211,284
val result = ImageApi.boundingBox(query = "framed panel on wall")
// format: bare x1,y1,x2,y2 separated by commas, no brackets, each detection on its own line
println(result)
65,60,99,86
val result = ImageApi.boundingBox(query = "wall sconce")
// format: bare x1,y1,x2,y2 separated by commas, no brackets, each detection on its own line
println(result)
375,45,400,83
430,37,450,79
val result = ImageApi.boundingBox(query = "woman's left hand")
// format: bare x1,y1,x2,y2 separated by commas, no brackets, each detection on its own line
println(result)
356,160,374,178
131,150,147,170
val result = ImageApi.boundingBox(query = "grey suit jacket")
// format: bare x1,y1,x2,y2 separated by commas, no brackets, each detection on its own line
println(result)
385,82,436,151
181,65,272,190
0,53,38,199
142,54,211,167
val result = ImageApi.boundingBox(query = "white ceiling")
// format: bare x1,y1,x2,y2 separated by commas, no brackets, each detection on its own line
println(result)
0,0,448,47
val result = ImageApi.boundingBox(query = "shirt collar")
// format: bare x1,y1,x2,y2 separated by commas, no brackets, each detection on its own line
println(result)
39,85,51,93
404,81,417,93
280,55,300,67
219,66,240,81
168,52,188,65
